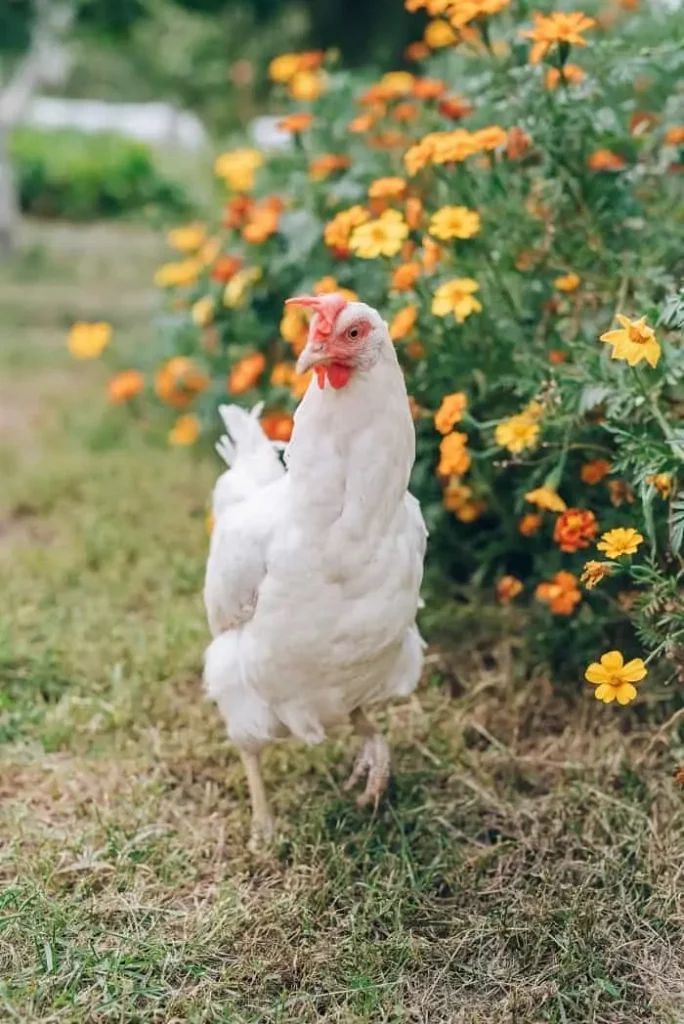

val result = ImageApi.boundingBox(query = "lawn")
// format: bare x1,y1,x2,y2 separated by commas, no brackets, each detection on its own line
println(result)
1,221,683,1024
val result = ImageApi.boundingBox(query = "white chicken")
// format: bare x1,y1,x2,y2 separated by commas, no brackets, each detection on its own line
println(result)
203,292,427,848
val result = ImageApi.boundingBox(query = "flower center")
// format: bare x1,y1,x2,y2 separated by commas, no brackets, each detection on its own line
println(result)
628,324,649,345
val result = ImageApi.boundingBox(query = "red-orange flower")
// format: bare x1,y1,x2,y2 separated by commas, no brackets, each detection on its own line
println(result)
580,459,612,484
228,353,266,395
108,369,144,403
260,411,294,442
519,512,543,537
211,254,242,283
587,149,626,171
536,571,582,615
553,508,598,553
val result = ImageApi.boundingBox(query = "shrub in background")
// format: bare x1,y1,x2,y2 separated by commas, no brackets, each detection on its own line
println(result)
85,0,684,692
11,128,192,221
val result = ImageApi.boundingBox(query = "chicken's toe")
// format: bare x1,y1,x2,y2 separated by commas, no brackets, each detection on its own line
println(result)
344,734,390,808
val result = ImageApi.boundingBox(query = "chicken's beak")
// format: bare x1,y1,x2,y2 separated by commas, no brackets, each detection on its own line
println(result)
296,341,329,375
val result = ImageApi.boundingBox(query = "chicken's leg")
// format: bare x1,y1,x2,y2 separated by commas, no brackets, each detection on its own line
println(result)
240,749,274,852
344,708,390,808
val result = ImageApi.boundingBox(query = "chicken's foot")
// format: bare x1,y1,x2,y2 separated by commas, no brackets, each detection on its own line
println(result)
344,708,390,808
240,749,274,853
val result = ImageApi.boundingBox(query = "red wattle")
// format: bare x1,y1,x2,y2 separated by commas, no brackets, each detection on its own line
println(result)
327,363,353,389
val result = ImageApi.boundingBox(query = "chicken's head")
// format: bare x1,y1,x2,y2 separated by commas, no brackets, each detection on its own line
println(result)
286,293,389,390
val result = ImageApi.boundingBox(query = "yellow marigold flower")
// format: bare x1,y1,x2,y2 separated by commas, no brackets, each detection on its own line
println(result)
470,126,508,152
154,259,201,288
520,11,596,64
291,370,313,400
313,276,359,301
268,53,301,83
545,64,585,89
389,304,418,340
585,650,646,705
600,314,660,369
432,278,482,323
191,296,215,327
289,69,326,101
214,148,264,192
646,473,673,498
438,431,471,476
350,210,409,259
495,414,540,453
525,487,567,512
280,305,310,354
554,272,581,292
324,206,370,251
429,205,481,241
223,266,262,308
581,459,612,484
271,362,294,388
434,392,467,434
169,413,201,447
581,560,613,589
497,575,523,604
424,19,458,48
107,369,144,403
596,527,644,558
67,321,112,360
368,176,407,199
432,128,477,163
167,222,206,253
378,71,415,97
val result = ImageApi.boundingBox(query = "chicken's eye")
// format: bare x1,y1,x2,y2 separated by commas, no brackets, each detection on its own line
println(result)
347,326,360,340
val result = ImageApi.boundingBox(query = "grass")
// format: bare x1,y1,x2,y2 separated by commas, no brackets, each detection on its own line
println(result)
1,221,683,1024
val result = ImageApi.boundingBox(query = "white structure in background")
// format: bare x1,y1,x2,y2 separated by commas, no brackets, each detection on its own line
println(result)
249,115,291,152
23,97,208,151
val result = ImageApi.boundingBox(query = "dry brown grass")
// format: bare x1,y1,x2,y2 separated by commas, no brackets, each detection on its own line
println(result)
1,222,683,1024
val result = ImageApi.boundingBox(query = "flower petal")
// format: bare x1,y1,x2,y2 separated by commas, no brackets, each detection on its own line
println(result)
595,683,616,702
620,658,647,683
599,329,624,345
616,682,637,705
585,664,608,685
600,650,624,672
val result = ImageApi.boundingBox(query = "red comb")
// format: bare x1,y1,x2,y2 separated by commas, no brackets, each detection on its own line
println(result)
285,293,348,339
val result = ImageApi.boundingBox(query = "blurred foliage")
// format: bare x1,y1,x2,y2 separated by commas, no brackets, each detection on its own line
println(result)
10,127,192,220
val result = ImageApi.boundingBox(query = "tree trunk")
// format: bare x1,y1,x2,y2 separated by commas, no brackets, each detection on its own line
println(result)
0,127,18,257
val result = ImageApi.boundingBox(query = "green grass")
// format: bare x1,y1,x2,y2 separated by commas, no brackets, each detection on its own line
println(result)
1,221,683,1023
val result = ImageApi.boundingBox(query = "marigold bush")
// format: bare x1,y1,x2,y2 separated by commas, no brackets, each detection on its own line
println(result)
84,0,684,688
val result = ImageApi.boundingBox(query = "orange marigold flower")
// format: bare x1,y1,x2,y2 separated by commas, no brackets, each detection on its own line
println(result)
223,195,253,229
389,304,418,340
497,575,523,604
291,371,312,401
422,237,442,272
536,570,582,615
108,369,144,403
169,413,201,447
242,200,280,244
368,176,407,199
438,95,473,120
228,353,266,395
155,357,209,409
324,205,370,254
553,508,598,553
549,350,568,364
587,149,626,171
520,11,596,64
545,64,585,89
608,480,635,507
438,431,471,476
309,154,350,181
392,262,421,291
581,459,612,484
393,102,420,123
260,411,294,442
519,512,543,536
413,77,447,100
405,41,431,61
210,255,242,284
666,126,684,146
277,112,314,133
280,305,310,355
506,127,532,160
349,112,376,133
434,392,467,434
313,276,358,301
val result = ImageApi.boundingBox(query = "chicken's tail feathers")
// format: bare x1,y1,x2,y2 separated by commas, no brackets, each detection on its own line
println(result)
212,403,285,517
216,402,269,468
